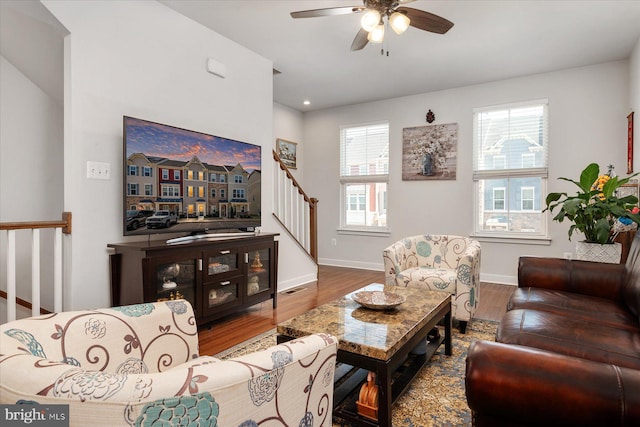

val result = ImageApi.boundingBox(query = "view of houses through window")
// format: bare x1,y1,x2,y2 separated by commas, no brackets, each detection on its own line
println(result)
339,122,389,230
473,100,549,235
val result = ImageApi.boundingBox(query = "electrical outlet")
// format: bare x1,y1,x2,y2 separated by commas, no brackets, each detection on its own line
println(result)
87,161,111,180
331,238,337,246
563,252,573,260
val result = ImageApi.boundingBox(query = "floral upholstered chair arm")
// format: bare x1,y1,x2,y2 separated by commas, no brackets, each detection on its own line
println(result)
0,332,337,427
0,300,199,374
1,299,338,427
383,239,411,286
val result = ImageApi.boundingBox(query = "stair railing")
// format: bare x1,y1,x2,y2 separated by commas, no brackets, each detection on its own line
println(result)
272,150,318,262
0,212,71,322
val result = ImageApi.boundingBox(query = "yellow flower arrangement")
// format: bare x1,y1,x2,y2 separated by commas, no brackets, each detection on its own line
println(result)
591,174,611,200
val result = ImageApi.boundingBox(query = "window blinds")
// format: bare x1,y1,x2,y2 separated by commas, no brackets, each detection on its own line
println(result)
340,123,389,179
473,100,548,179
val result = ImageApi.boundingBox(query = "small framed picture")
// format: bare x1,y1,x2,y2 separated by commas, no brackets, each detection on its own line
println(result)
276,138,297,169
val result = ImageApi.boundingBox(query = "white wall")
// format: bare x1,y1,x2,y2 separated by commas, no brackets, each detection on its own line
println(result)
272,102,317,290
631,36,640,173
304,60,630,284
0,55,63,321
42,0,275,310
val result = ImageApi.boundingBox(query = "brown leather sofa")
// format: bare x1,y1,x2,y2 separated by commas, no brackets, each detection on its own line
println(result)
465,234,640,426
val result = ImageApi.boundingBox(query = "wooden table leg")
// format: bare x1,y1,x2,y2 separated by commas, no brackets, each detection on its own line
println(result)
376,362,393,427
444,307,452,356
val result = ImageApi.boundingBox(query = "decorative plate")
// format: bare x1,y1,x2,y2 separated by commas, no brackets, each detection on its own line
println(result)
352,291,405,310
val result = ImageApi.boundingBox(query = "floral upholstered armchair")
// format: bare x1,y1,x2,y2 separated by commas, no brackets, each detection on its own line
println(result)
0,300,337,427
383,234,481,333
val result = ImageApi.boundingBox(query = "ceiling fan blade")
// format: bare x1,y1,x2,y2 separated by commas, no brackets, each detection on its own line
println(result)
397,7,454,34
350,28,369,51
291,6,363,19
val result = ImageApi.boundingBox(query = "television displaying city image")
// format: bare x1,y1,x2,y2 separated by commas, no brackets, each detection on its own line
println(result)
123,116,261,237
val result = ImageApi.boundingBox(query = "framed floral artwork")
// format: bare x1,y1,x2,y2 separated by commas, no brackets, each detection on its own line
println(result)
402,123,458,180
276,138,297,169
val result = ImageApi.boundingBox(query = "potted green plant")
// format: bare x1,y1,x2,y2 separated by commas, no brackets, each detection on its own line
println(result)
545,163,640,262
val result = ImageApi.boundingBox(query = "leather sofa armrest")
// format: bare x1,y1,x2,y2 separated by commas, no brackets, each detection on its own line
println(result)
465,340,640,427
518,256,626,300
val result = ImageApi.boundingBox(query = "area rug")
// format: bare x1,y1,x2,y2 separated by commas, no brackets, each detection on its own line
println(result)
215,319,498,427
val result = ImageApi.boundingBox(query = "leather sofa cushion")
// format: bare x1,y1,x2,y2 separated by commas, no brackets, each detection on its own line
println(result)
508,287,640,331
497,309,640,369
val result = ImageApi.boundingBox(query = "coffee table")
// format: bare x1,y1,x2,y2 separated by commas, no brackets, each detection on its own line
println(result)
277,283,452,427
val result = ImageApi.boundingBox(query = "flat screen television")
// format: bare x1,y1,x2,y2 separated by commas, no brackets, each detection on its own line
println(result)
123,116,261,238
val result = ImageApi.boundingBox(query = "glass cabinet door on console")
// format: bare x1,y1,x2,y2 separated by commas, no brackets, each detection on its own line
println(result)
245,244,274,305
146,256,198,314
202,275,243,317
202,247,243,317
205,248,242,279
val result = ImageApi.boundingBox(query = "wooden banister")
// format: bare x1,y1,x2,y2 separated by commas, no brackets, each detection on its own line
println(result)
1,212,71,321
273,151,313,203
272,151,318,262
0,212,72,234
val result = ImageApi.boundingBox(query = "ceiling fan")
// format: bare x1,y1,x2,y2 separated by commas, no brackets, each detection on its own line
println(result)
290,0,454,51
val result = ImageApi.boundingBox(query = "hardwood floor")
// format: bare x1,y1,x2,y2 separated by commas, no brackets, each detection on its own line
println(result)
198,265,514,355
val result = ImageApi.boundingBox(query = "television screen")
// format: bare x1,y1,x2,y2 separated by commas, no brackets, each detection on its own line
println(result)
123,116,261,237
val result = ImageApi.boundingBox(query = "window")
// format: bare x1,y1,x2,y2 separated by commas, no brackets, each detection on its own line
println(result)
211,188,216,198
162,169,169,180
232,189,245,199
493,187,505,210
127,183,139,195
473,99,548,236
161,184,180,197
210,173,216,182
187,170,194,180
173,170,180,180
220,189,226,199
493,155,506,169
198,186,204,198
142,166,153,177
187,186,194,197
128,165,138,176
340,122,389,231
234,175,243,183
144,184,153,196
521,153,535,168
198,171,204,181
220,175,226,183
521,187,535,211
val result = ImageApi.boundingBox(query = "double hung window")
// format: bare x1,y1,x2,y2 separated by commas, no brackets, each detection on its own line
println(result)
339,122,389,232
473,100,549,236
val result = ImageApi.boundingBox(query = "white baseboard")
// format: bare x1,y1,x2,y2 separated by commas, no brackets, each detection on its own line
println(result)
480,273,517,286
277,272,318,294
318,258,384,271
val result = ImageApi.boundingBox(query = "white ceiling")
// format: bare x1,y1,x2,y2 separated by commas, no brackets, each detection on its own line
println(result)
3,1,640,113
161,0,640,112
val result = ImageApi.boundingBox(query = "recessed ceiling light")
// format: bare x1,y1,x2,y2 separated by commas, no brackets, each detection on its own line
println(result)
303,100,311,106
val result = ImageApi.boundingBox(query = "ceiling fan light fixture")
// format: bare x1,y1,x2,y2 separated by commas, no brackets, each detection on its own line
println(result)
367,23,385,44
389,11,410,35
360,9,381,32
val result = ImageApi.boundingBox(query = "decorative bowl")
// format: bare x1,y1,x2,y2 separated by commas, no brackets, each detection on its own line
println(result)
352,291,405,310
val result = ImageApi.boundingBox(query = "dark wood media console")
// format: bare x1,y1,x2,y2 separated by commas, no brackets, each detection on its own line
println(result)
108,233,278,325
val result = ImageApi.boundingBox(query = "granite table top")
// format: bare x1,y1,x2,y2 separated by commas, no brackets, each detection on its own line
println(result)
277,283,450,360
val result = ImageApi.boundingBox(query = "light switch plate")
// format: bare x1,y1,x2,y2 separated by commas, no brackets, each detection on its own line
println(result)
87,161,111,180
